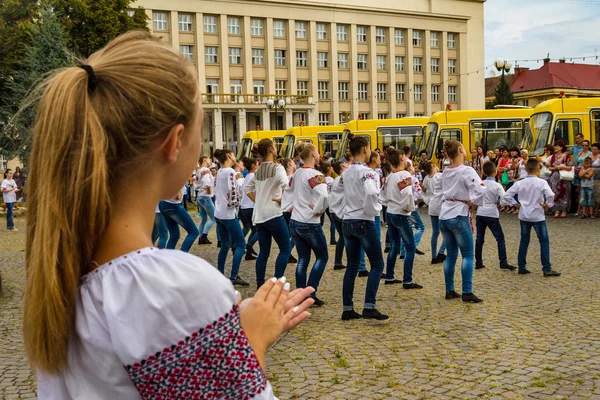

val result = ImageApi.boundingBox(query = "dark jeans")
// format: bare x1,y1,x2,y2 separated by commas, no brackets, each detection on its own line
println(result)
215,217,246,279
330,213,346,266
6,202,14,229
320,208,337,243
342,219,384,311
282,211,296,251
386,213,415,284
255,216,291,287
152,212,168,249
518,220,551,272
239,208,258,248
290,220,328,294
158,201,199,253
430,215,446,258
475,216,508,267
440,216,474,294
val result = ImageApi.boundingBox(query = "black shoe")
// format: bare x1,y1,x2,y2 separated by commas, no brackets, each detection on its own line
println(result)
384,247,390,253
246,246,257,257
288,255,298,264
403,283,423,289
358,270,370,277
330,240,337,245
362,309,389,320
333,265,346,270
198,234,211,245
245,252,257,261
543,270,561,277
518,269,532,275
230,276,250,286
384,279,402,285
445,290,461,300
217,241,221,248
431,256,444,265
500,264,517,271
341,310,362,321
475,264,486,270
462,293,483,303
415,249,425,255
400,255,405,260
310,295,325,306
437,254,447,261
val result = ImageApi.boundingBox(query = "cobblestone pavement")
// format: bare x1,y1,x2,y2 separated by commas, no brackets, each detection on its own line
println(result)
2,210,600,399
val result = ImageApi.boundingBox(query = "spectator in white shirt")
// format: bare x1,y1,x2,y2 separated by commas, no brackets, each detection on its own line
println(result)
422,163,446,264
503,158,561,277
2,169,20,231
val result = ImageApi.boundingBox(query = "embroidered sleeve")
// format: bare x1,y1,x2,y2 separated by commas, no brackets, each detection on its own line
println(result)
124,305,269,400
397,177,412,191
362,171,376,182
308,174,326,189
227,171,240,209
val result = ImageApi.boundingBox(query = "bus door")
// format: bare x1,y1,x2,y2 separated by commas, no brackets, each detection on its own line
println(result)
377,126,424,156
318,132,343,158
553,118,582,151
435,128,462,160
273,136,284,154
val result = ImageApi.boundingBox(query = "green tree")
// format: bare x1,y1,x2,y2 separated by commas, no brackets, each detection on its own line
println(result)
52,0,148,58
493,74,515,106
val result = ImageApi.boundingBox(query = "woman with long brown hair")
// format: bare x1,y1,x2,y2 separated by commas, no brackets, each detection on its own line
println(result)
23,32,313,399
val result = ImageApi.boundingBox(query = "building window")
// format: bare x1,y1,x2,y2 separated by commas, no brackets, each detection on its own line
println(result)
204,15,217,33
376,55,386,71
297,81,309,96
412,30,422,46
431,85,440,102
448,33,456,48
180,45,193,61
295,22,307,39
319,113,330,126
448,59,457,74
358,82,368,100
274,20,285,37
205,47,218,64
179,14,192,32
206,79,219,95
316,52,328,68
338,82,349,100
252,49,264,65
378,113,388,119
296,51,308,67
316,23,327,40
431,58,440,73
274,50,286,66
415,113,424,117
448,86,457,102
230,79,243,95
414,84,423,101
318,81,329,100
337,25,348,41
396,113,406,118
413,57,423,72
396,84,405,101
375,27,386,43
339,112,350,123
275,80,287,95
229,48,242,64
253,80,265,96
395,28,404,45
523,99,529,107
360,113,370,120
153,12,168,31
377,83,387,100
357,26,367,42
337,53,348,69
357,54,368,70
395,56,404,71
430,31,439,47
227,17,240,34
251,18,263,35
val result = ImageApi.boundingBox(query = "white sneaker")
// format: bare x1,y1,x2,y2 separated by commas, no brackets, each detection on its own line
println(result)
9,228,18,232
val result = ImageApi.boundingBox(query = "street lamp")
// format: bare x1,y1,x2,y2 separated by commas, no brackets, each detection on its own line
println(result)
266,98,286,130
494,58,513,76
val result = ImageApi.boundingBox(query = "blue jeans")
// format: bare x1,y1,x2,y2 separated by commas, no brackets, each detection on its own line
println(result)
518,220,551,272
152,212,168,249
197,196,216,235
158,201,199,253
283,211,296,252
331,213,346,266
255,216,291,287
215,217,246,279
386,213,415,283
400,210,425,256
239,208,258,248
6,202,14,229
440,216,474,294
581,187,594,207
343,220,384,311
475,216,508,267
290,220,328,294
358,216,381,271
430,215,446,258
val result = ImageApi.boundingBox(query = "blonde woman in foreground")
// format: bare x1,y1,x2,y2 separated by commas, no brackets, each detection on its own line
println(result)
23,32,313,399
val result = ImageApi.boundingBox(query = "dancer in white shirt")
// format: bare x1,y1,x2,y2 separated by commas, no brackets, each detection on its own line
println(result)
439,140,485,303
422,163,446,264
280,158,298,264
239,158,259,260
196,156,216,244
329,161,349,270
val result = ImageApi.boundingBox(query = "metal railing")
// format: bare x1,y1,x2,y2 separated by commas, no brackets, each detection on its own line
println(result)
201,93,312,105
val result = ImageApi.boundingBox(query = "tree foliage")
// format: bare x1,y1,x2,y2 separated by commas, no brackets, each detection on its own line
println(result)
493,74,515,107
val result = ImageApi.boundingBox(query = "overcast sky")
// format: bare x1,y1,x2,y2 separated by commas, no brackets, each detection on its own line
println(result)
484,0,600,77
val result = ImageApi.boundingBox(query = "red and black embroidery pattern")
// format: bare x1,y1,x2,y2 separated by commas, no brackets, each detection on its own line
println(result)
308,174,326,189
397,177,412,191
124,306,267,400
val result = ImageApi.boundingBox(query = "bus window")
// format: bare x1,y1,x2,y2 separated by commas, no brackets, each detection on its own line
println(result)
522,119,533,149
318,132,343,158
531,112,552,156
377,126,423,155
425,122,438,159
279,135,295,159
554,119,581,149
237,138,253,159
274,137,284,154
591,110,600,143
436,129,461,159
469,120,523,151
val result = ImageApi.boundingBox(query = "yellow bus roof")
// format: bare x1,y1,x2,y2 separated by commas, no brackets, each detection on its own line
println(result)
241,130,287,141
344,118,429,132
531,97,600,115
429,108,534,126
284,125,345,136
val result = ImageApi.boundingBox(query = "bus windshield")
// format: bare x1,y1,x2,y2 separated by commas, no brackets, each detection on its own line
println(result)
279,135,295,159
336,130,352,160
377,126,423,156
522,119,534,149
425,122,438,159
530,112,553,156
237,138,253,159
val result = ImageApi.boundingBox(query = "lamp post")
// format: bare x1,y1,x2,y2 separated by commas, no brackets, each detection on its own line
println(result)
266,98,286,130
494,58,513,77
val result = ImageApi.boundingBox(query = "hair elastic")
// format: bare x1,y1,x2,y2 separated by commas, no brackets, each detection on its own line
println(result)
79,64,97,92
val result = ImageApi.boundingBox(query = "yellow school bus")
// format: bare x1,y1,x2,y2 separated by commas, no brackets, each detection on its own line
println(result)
237,130,287,159
335,117,430,160
528,97,600,156
279,125,345,159
424,107,534,165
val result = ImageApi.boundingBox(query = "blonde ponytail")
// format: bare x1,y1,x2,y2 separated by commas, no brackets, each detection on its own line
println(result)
295,141,316,161
23,31,200,374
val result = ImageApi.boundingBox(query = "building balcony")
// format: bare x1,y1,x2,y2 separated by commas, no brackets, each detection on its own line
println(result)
201,94,316,110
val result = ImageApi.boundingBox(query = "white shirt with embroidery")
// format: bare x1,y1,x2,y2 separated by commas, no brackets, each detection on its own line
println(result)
427,173,444,217
329,174,345,217
380,170,415,216
214,168,242,220
290,167,329,224
342,163,381,221
439,165,485,221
